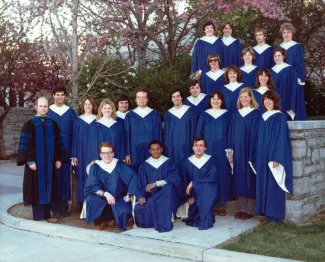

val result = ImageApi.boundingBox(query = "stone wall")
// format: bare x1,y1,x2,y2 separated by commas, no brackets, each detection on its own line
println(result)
286,121,325,224
1,107,35,156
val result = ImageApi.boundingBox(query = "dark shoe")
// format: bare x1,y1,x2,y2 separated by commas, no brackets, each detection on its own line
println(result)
61,210,70,217
95,221,108,230
219,208,227,216
235,211,243,219
241,212,254,220
52,212,61,219
214,207,220,216
47,218,58,223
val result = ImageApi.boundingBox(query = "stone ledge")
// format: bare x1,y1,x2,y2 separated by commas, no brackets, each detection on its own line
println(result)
288,120,325,130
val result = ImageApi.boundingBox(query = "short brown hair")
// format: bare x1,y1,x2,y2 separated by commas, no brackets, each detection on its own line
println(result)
224,66,242,84
186,79,201,91
279,23,296,36
97,99,117,120
203,20,216,32
134,87,149,99
115,94,130,108
254,28,267,37
222,22,234,31
273,47,287,62
192,137,207,147
237,87,259,109
207,54,221,67
241,46,256,64
254,68,275,90
262,90,281,111
99,142,114,154
80,96,97,114
209,91,226,109
170,89,183,99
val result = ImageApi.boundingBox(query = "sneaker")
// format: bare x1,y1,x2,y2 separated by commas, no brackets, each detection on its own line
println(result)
61,210,70,217
52,212,61,219
241,212,254,220
219,208,227,216
47,218,58,223
235,211,243,219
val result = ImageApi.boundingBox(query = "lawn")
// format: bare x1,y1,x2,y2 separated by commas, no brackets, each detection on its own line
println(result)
220,211,325,262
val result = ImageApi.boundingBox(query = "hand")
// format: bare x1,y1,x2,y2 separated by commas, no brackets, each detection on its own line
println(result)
187,197,195,205
105,192,116,205
29,163,37,170
273,161,279,168
227,151,233,164
146,182,156,192
186,181,193,195
139,198,146,205
125,156,131,165
55,161,62,169
73,157,78,166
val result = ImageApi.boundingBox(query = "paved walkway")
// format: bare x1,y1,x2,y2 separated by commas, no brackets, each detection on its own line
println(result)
0,163,300,262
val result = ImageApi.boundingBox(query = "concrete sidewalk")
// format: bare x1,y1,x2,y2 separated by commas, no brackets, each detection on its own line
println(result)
0,163,301,262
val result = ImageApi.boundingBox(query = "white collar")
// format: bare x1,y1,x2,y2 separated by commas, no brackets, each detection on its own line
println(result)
145,155,169,169
116,111,128,119
253,44,271,54
272,63,290,73
79,114,96,124
206,70,224,81
238,107,256,117
96,117,117,128
224,82,243,92
187,93,207,106
133,107,153,118
221,36,236,46
49,104,70,116
168,105,190,119
200,36,219,44
240,65,257,73
205,109,227,119
280,41,298,50
95,159,118,174
254,86,269,95
188,154,211,169
262,110,282,121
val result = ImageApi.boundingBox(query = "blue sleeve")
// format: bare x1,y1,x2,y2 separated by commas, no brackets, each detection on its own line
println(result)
196,113,205,137
163,112,170,153
124,114,132,156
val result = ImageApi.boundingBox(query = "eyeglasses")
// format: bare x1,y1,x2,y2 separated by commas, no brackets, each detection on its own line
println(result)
209,58,219,63
100,151,114,155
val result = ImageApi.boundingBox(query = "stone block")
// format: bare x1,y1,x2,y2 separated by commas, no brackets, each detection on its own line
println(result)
291,140,307,159
286,200,303,218
303,202,315,216
311,173,325,183
312,148,320,163
292,160,303,177
320,147,325,159
293,177,311,196
307,137,317,147
316,161,325,172
290,131,305,139
316,181,325,191
304,164,317,175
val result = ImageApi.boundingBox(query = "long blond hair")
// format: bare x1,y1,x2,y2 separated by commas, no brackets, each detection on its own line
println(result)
237,87,259,109
97,98,117,120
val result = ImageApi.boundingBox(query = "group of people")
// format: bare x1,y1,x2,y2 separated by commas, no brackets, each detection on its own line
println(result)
17,20,299,232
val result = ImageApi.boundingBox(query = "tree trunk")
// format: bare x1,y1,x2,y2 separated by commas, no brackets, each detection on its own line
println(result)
137,35,147,68
0,108,11,159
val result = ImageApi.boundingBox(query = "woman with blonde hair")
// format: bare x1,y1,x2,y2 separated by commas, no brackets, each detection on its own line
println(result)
227,87,260,220
87,98,126,163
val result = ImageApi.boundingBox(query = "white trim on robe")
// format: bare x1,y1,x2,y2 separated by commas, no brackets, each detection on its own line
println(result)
186,93,207,106
224,82,243,92
79,114,96,124
200,36,219,44
133,106,153,118
49,104,70,116
268,162,290,193
96,159,118,174
188,154,211,169
206,69,224,81
221,36,236,46
271,63,290,73
168,105,190,119
240,65,257,74
253,44,271,54
116,111,129,119
205,108,227,119
280,41,298,50
96,117,117,128
254,86,269,95
238,107,256,117
145,155,169,169
262,110,282,121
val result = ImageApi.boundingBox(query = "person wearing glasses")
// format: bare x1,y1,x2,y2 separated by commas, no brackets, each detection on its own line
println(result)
200,54,225,95
84,142,139,231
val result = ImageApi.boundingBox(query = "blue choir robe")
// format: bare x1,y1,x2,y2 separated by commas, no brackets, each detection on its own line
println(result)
252,111,293,220
227,108,260,199
134,156,180,233
253,44,273,68
200,69,225,95
220,36,242,68
252,86,271,110
196,109,233,201
48,104,77,202
240,65,260,88
124,107,162,171
180,154,218,230
221,82,245,114
280,41,307,120
87,117,126,163
116,111,128,126
84,159,139,231
164,105,196,164
191,36,222,74
271,63,297,120
183,93,209,124
71,114,96,203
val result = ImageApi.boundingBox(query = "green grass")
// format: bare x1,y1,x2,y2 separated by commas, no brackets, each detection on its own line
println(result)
221,218,325,262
